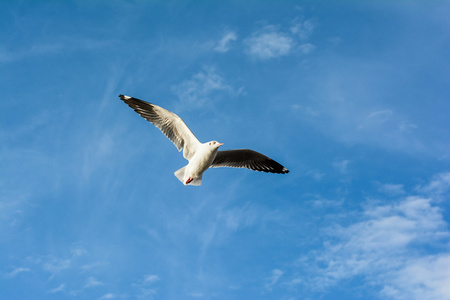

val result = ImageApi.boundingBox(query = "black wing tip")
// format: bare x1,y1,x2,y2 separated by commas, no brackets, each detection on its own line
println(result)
119,94,131,101
272,166,289,174
269,159,289,174
254,161,289,174
253,167,289,174
119,95,151,107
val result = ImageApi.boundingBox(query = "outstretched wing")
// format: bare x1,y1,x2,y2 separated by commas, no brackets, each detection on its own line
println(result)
211,149,289,174
119,95,200,160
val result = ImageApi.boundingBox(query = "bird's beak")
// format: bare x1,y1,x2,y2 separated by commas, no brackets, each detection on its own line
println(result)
218,143,224,146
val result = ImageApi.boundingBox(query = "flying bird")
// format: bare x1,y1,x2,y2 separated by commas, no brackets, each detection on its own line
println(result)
119,95,289,186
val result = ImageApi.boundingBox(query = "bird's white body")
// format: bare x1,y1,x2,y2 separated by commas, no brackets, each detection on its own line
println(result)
174,142,222,185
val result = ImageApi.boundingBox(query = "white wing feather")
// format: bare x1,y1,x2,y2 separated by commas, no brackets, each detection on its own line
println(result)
119,95,200,160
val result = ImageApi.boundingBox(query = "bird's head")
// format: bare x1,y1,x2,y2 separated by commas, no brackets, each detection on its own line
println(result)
208,141,223,149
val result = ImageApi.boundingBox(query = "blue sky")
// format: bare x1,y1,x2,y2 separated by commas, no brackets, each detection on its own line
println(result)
1,1,450,299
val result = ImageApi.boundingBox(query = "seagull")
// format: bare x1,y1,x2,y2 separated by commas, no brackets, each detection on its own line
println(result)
119,95,289,186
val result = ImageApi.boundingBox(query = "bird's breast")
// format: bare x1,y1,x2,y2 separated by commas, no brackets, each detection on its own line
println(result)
187,149,218,177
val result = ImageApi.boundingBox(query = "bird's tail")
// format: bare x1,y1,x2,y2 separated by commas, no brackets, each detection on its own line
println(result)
174,166,202,186
174,166,186,183
190,174,202,186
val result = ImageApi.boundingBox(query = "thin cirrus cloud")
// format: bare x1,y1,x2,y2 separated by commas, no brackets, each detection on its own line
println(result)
4,267,31,278
143,274,160,284
85,276,104,288
0,38,114,63
16,247,160,298
214,31,237,53
49,283,66,294
99,293,116,300
265,269,284,291
292,58,431,156
358,109,394,129
130,274,160,298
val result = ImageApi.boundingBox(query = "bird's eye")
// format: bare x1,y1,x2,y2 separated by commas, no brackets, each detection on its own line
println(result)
213,141,216,144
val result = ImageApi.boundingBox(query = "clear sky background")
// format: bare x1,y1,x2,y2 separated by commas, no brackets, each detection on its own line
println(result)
1,1,450,299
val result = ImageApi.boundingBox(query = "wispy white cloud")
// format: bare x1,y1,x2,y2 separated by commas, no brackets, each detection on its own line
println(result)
245,25,294,60
367,109,394,122
298,191,450,299
265,269,283,291
4,267,31,278
290,18,316,40
80,261,108,271
136,288,157,299
0,38,114,63
244,16,316,60
143,274,160,284
416,172,450,196
218,202,283,232
42,258,71,276
378,183,406,196
298,42,315,54
25,246,91,282
49,283,65,293
308,195,343,208
333,159,351,174
188,200,285,267
214,31,237,53
99,293,116,300
327,36,343,47
0,43,63,63
358,109,394,130
71,248,88,257
219,205,258,231
291,58,430,156
85,276,104,288
381,254,450,300
172,66,235,109
0,191,27,228
306,169,325,181
132,274,160,299
188,292,205,297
